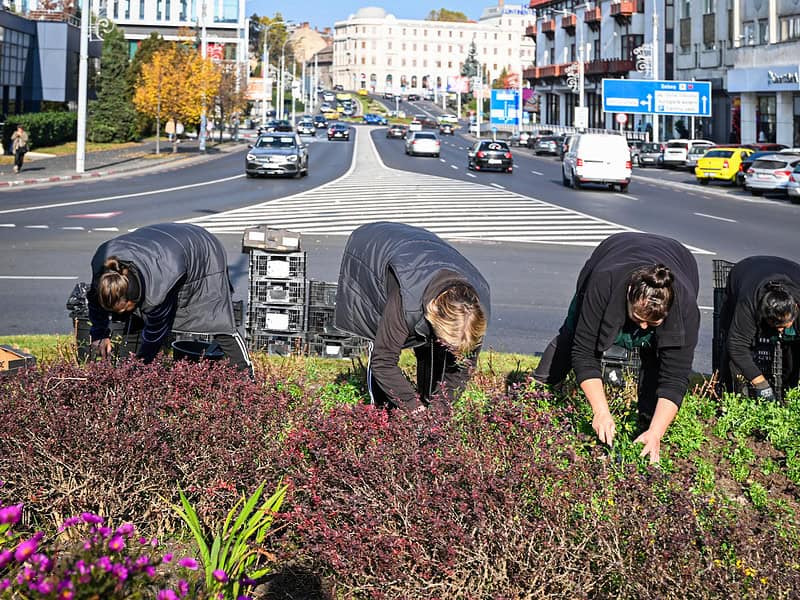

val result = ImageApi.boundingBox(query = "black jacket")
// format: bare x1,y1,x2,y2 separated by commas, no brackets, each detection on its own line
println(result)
570,232,700,407
88,223,237,362
335,222,491,408
721,255,800,381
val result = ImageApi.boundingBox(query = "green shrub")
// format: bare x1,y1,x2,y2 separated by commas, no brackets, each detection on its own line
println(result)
2,112,77,153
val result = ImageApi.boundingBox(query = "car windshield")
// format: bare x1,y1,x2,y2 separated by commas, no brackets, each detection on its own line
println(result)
704,150,734,158
256,136,296,148
642,143,661,152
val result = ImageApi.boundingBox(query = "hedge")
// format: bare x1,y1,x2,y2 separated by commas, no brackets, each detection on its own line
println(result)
3,111,77,153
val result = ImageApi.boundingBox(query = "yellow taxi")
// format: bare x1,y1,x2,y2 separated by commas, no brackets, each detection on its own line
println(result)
357,88,369,96
695,147,754,185
321,109,340,121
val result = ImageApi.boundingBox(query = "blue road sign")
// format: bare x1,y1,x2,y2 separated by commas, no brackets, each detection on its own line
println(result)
602,79,712,117
490,89,521,126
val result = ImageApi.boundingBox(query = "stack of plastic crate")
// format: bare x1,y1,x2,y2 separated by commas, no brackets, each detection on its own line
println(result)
306,280,368,359
243,227,307,356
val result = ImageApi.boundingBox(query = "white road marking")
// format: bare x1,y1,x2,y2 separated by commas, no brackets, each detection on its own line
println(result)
694,212,737,223
614,193,638,201
0,223,15,227
439,158,446,163
24,225,49,229
467,173,477,178
92,227,120,232
531,170,543,175
0,275,78,280
0,174,245,215
61,226,85,230
450,165,458,170
490,183,506,190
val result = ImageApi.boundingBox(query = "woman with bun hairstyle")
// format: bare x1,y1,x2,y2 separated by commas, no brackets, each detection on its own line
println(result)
534,232,700,462
718,256,800,400
87,223,252,375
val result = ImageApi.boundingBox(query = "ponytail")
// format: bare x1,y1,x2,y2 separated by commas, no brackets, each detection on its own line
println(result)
97,257,130,311
627,264,674,322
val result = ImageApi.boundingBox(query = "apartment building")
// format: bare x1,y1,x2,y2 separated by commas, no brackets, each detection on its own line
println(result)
676,0,800,146
524,0,672,135
332,4,536,95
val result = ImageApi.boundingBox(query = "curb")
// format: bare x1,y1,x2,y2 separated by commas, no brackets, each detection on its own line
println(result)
632,172,752,200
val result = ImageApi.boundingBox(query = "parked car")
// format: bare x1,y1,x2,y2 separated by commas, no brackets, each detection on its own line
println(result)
405,131,441,157
638,142,665,168
737,150,778,186
322,92,336,102
662,139,714,168
245,133,308,178
685,143,713,170
525,129,555,149
744,154,800,196
628,139,645,165
533,135,561,155
386,124,407,139
743,142,788,152
694,147,754,185
558,134,574,161
296,119,316,136
313,115,328,129
562,133,631,192
327,123,351,141
467,140,513,173
508,131,531,147
439,122,455,135
787,163,800,204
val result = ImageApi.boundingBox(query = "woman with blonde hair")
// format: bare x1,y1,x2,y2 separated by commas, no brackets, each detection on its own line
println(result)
335,222,490,412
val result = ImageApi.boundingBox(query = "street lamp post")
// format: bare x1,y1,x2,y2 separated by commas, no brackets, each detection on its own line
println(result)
279,37,292,119
76,0,90,173
652,0,659,143
198,0,208,153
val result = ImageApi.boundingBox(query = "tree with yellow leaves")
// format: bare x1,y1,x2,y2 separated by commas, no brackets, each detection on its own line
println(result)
133,43,222,153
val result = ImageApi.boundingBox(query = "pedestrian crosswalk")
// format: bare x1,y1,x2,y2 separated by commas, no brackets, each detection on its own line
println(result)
185,127,637,246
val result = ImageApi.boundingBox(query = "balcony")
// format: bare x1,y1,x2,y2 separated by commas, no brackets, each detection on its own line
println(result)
584,7,602,31
607,58,636,73
541,19,556,39
561,14,576,33
523,66,538,80
584,59,610,75
524,24,537,39
610,0,638,25
536,63,568,79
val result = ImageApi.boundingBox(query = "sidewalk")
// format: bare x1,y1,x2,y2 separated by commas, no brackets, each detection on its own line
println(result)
0,131,257,188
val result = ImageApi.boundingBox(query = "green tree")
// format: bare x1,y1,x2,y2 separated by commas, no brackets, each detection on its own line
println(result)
426,8,469,21
250,13,294,76
461,41,480,78
87,25,138,142
492,67,510,89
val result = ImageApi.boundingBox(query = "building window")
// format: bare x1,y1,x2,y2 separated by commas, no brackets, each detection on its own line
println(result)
165,0,170,19
412,59,417,66
402,59,406,66
361,57,365,65
546,92,560,124
424,29,428,36
448,61,452,67
621,34,644,60
780,15,800,41
681,0,690,18
703,0,713,13
388,41,392,49
139,0,144,20
156,0,162,20
372,57,376,65
756,95,777,143
437,44,441,51
570,43,575,62
758,19,769,44
413,43,417,50
179,0,186,19
402,43,406,50
388,58,392,66
594,38,600,60
424,44,428,51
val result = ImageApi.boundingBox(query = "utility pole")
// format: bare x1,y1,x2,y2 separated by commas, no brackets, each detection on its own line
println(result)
476,66,482,139
652,0,659,143
291,61,296,122
199,0,208,152
262,33,269,125
76,0,90,173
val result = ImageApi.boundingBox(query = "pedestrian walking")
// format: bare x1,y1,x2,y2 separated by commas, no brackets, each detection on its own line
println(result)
10,125,29,173
534,232,700,463
334,222,490,413
87,223,252,376
717,255,800,400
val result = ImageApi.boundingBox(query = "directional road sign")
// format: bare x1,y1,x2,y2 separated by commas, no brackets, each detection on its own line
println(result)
602,79,712,117
490,89,521,126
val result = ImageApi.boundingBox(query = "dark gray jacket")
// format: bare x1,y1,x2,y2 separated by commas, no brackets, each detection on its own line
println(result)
88,223,236,351
571,232,700,407
721,255,800,381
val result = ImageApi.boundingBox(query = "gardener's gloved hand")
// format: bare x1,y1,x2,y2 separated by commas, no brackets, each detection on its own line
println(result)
753,379,776,401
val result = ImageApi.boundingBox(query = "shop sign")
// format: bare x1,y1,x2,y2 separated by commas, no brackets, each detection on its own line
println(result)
728,65,800,92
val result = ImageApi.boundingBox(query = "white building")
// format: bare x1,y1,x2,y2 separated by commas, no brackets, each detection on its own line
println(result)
332,4,536,95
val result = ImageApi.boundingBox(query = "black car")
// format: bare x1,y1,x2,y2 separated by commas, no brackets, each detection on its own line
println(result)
296,120,316,136
259,119,279,134
467,140,513,173
439,123,455,135
327,123,351,141
407,93,420,101
386,124,407,139
313,115,328,129
333,84,344,91
274,120,294,132
246,133,309,178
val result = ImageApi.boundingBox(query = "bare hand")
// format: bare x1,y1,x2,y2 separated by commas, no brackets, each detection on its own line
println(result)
592,411,616,448
91,338,112,359
634,429,662,463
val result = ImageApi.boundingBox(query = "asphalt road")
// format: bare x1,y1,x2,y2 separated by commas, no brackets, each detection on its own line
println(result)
2,105,799,374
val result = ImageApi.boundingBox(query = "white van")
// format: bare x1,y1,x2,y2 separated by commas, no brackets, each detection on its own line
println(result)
562,133,632,192
662,138,714,168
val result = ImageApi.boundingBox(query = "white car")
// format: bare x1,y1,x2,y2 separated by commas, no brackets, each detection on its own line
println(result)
662,138,714,169
439,114,458,125
787,164,800,204
745,154,800,196
562,133,632,192
408,120,423,133
322,92,335,102
405,131,440,157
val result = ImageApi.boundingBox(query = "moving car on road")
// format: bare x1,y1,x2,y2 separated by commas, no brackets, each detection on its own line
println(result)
327,123,351,141
638,142,665,168
695,147,753,185
467,140,513,172
439,122,455,135
363,113,389,125
508,131,531,147
562,133,631,192
439,114,459,125
408,119,423,133
533,135,561,155
386,123,407,139
405,131,441,157
245,134,308,178
296,119,316,136
744,154,800,196
313,115,328,129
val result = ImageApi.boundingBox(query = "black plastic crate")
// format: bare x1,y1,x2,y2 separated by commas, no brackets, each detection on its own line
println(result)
308,334,369,359
247,332,306,356
308,280,338,307
306,306,348,335
252,279,306,304
713,259,735,289
247,303,305,333
752,336,783,399
599,346,641,385
249,250,306,280
74,316,146,362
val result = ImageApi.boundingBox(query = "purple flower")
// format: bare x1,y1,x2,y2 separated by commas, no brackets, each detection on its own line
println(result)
157,590,179,600
161,553,174,563
139,536,148,545
96,556,113,572
212,569,228,583
31,553,52,572
145,565,156,577
14,532,43,562
237,596,252,600
116,523,135,536
135,555,151,567
112,564,129,581
177,579,189,597
80,512,104,525
108,535,125,552
73,560,90,576
97,526,112,538
0,550,13,569
0,579,10,591
177,557,199,570
58,516,81,532
0,503,23,525
35,579,55,594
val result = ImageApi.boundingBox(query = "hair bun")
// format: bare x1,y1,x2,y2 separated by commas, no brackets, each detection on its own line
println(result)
103,256,123,273
646,264,673,288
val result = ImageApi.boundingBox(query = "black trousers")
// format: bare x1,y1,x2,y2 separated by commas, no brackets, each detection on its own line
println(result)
14,149,25,170
534,332,659,425
211,331,254,379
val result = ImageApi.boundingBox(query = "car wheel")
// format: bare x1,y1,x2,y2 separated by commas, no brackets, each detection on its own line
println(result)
619,184,629,193
562,169,569,186
607,184,615,191
246,172,255,178
789,194,800,205
571,171,581,189
698,178,709,185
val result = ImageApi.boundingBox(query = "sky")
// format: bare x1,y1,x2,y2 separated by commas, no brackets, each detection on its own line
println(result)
244,0,498,31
